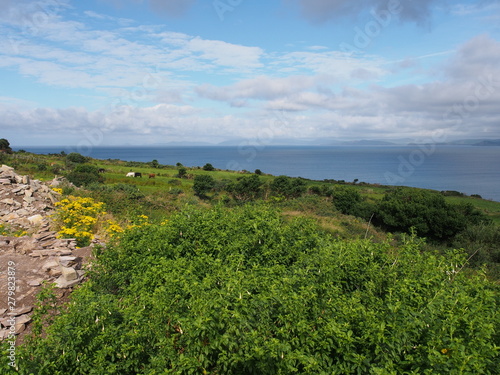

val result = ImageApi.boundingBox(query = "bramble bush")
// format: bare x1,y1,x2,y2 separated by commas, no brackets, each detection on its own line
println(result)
16,204,499,374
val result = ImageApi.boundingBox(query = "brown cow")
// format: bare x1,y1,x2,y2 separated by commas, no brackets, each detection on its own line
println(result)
148,173,156,179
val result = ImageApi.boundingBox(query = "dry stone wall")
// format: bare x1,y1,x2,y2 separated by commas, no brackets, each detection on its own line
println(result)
0,165,91,341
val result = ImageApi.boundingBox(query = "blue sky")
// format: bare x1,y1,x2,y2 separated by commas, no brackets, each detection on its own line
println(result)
1,0,500,146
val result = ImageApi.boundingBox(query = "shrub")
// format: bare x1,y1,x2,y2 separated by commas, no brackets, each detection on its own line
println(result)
18,205,500,374
203,163,215,171
375,188,488,241
193,175,216,197
66,165,104,187
227,174,263,201
269,175,307,199
177,166,187,178
66,152,87,164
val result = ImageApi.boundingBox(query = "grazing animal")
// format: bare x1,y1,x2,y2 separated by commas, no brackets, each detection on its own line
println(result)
148,173,156,179
126,172,135,177
98,168,105,173
134,172,142,178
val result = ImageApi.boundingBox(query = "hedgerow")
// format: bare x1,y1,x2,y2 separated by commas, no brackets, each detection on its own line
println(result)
14,204,500,374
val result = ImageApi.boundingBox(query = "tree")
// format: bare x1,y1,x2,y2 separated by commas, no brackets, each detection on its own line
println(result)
193,175,216,198
203,163,215,171
255,169,262,175
0,138,13,153
150,159,159,168
270,175,307,199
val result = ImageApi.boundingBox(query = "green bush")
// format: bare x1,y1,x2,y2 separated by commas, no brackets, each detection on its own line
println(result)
66,152,87,164
16,205,500,374
227,174,263,201
453,223,500,277
375,188,488,241
270,176,307,199
203,163,215,171
193,175,216,197
66,164,104,187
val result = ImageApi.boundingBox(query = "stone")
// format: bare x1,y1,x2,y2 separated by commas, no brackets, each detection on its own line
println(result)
0,179,11,184
28,279,42,287
1,198,15,205
58,256,78,267
61,266,78,281
2,212,19,221
54,275,81,288
8,306,33,317
27,214,44,226
0,329,9,340
14,323,26,334
13,314,32,325
23,196,35,205
0,308,6,315
42,259,60,272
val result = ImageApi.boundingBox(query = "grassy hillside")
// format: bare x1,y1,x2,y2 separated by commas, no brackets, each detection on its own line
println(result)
2,150,500,373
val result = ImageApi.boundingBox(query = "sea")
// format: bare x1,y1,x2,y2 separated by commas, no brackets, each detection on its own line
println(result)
15,145,500,202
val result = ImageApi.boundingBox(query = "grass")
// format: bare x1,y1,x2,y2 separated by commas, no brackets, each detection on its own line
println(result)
4,151,500,226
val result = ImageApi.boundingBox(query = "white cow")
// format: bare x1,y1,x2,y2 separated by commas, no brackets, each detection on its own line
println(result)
126,172,135,177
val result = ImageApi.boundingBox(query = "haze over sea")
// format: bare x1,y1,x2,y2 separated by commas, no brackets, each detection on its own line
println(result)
19,145,500,203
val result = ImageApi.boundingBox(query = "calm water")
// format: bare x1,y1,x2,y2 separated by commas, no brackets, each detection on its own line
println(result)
17,145,500,202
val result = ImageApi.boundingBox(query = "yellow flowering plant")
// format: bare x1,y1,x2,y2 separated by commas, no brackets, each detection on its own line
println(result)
52,196,106,247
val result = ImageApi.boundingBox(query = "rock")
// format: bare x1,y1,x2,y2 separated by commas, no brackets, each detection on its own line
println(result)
14,239,37,254
58,256,78,267
54,275,81,289
61,266,78,281
0,179,11,185
8,306,32,317
14,323,26,334
0,329,9,340
27,214,44,226
34,231,57,241
0,308,6,315
1,198,15,205
28,279,42,287
2,212,19,221
14,314,32,325
42,259,60,272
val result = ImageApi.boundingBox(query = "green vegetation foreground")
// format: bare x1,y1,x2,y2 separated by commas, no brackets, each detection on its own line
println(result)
11,204,499,374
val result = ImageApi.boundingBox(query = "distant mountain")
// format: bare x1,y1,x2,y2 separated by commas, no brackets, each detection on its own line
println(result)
473,139,500,146
407,139,500,147
152,141,216,146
